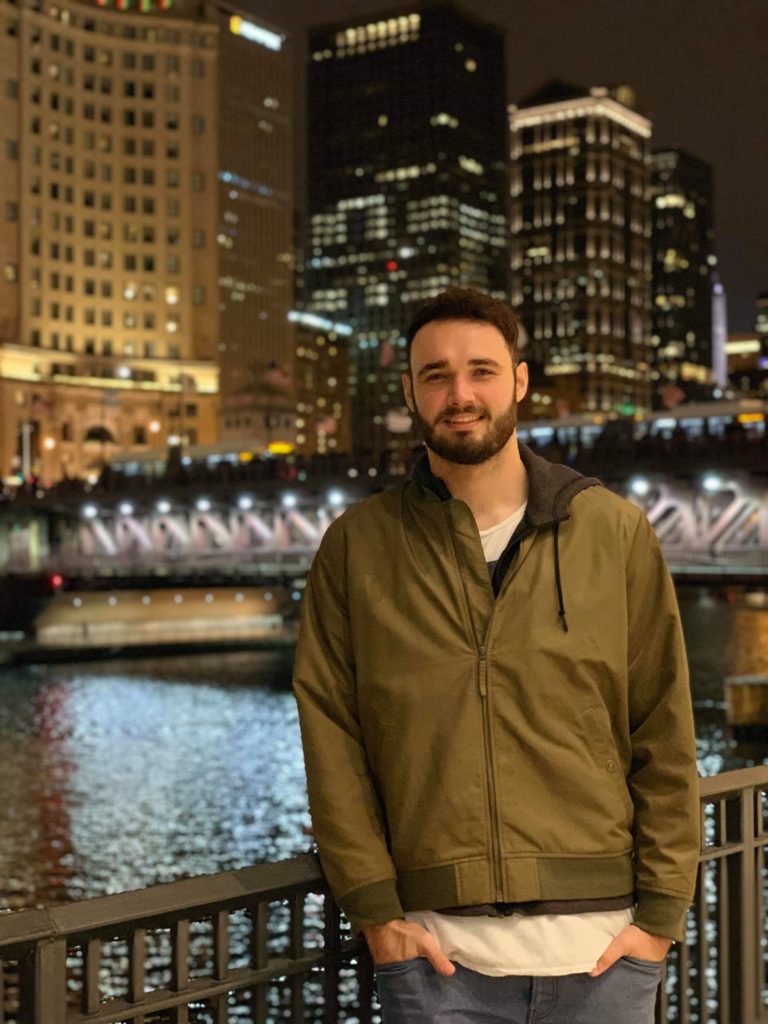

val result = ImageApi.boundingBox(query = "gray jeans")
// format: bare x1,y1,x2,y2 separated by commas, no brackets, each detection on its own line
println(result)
375,956,662,1024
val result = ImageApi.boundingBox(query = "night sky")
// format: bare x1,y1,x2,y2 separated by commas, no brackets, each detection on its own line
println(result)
248,0,767,331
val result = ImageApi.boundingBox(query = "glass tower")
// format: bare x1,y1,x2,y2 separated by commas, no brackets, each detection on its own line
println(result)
305,3,508,461
509,81,653,415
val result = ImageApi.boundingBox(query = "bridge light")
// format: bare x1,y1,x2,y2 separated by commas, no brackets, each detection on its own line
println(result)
629,477,650,497
702,474,721,493
281,492,298,509
327,488,345,507
118,501,134,516
196,497,212,512
156,499,171,514
237,495,254,510
82,503,98,519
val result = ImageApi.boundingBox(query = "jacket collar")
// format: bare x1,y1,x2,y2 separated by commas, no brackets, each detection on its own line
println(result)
410,442,601,527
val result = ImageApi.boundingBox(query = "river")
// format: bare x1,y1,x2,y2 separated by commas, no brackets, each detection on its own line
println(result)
0,587,765,914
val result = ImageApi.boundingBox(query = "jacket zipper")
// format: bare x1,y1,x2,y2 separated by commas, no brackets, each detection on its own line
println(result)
443,505,504,904
478,637,504,903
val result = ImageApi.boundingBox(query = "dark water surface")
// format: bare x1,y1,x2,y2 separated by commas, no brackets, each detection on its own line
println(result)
0,588,765,913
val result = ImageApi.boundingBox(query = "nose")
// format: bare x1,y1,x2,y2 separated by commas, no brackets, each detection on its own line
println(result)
446,373,476,407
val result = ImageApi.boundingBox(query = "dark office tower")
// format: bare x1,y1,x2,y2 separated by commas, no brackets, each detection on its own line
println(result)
650,149,714,389
218,10,295,446
509,82,653,415
306,4,508,459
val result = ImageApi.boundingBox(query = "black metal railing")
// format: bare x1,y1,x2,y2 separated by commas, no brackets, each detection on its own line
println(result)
657,764,768,1024
1,766,766,1024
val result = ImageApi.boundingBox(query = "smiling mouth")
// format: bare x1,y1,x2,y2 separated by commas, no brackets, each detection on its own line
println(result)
443,414,484,426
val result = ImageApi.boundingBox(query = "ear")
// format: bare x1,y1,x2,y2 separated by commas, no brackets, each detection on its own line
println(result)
402,371,414,413
515,361,529,403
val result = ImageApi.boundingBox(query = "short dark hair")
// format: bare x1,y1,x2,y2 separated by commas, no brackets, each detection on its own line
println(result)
405,287,520,372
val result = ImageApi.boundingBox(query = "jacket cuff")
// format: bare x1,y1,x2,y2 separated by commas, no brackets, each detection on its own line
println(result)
633,889,691,941
339,878,405,936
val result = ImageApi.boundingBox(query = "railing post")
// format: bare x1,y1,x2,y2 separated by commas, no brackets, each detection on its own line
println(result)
19,938,67,1024
726,784,759,1024
322,897,340,1024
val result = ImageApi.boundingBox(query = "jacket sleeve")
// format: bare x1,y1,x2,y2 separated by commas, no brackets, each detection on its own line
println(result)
625,510,700,942
292,519,404,934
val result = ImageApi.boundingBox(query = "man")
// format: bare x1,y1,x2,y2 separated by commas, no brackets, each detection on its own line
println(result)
293,288,699,1023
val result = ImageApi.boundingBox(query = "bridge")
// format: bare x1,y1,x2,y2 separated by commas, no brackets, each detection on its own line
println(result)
2,464,768,583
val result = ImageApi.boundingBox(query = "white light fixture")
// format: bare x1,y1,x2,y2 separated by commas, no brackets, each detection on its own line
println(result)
82,504,98,519
196,497,211,512
237,495,253,510
156,499,171,514
281,492,297,509
702,474,721,493
118,501,134,516
629,477,650,497
327,488,345,507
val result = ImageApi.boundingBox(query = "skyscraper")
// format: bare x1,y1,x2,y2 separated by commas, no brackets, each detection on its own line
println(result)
305,3,508,459
0,0,294,482
650,148,714,390
509,81,653,415
217,9,295,446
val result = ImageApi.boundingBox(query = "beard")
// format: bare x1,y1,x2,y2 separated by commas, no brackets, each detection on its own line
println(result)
410,391,519,466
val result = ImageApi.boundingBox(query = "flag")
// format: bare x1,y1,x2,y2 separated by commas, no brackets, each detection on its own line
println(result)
661,384,686,410
262,360,293,392
378,340,396,368
315,415,338,436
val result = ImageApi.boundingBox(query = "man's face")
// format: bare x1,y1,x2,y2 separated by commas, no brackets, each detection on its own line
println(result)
402,319,528,466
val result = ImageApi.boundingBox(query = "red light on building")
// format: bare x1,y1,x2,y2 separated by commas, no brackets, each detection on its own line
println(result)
49,573,64,590
386,260,398,272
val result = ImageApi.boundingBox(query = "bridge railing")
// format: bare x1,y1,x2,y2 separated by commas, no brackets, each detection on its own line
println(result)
1,766,766,1024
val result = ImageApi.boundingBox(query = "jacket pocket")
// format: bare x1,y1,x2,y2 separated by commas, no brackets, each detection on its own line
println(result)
580,704,633,821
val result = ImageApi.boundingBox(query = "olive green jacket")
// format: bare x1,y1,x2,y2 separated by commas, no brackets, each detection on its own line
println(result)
293,445,699,941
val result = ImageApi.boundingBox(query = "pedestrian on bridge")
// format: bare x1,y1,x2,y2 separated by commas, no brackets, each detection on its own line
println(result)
293,287,699,1024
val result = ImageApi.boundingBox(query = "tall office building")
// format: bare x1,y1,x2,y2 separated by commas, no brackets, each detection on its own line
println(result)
0,0,294,482
650,148,714,388
509,81,653,415
290,310,353,457
306,3,508,459
217,9,295,445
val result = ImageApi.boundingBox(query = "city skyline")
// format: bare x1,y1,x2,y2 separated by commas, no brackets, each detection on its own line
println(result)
249,0,767,332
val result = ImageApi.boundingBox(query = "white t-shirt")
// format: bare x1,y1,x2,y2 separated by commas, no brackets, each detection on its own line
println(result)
404,501,633,976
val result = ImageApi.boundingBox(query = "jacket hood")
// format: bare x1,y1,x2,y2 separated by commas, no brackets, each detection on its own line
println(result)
411,441,602,525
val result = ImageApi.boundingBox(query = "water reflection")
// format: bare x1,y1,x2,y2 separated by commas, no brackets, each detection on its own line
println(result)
0,651,310,912
0,593,765,916
678,587,768,773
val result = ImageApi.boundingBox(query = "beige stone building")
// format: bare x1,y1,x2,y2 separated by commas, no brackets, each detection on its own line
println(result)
0,0,293,482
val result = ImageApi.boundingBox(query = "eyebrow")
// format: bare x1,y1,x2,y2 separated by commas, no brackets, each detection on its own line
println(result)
416,358,503,379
